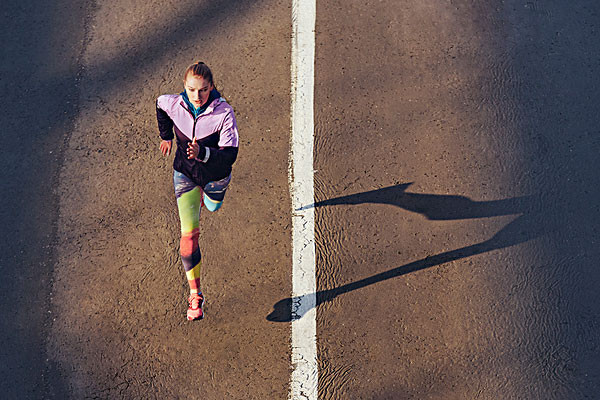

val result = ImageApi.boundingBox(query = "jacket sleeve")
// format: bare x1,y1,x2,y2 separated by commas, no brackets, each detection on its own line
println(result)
203,146,238,169
156,99,174,140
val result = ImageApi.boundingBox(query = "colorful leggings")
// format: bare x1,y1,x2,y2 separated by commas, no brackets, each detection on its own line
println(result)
174,170,231,294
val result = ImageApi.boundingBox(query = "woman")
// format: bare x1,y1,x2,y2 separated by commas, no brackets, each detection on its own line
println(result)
156,62,239,320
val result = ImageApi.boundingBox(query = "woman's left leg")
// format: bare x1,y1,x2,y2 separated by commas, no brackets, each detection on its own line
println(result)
202,174,231,212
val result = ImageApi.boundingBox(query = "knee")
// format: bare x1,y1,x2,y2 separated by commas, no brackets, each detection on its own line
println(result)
180,229,199,255
203,194,223,212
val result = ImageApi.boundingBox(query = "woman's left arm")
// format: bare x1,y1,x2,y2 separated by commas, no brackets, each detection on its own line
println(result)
192,109,239,167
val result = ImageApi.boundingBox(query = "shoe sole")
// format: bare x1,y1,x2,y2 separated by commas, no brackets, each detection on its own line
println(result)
187,313,204,321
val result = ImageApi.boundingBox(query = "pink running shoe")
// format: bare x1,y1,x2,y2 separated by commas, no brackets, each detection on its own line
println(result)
187,293,205,321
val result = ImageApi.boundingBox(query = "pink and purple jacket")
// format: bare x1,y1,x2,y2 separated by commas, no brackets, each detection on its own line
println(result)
156,91,239,187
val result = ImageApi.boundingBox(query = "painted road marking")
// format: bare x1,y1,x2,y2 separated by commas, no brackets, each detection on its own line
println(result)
289,0,317,398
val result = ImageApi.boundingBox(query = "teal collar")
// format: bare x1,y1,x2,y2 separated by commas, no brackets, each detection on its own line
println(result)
181,89,220,118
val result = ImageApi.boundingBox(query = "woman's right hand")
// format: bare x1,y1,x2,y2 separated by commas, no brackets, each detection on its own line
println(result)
160,140,172,156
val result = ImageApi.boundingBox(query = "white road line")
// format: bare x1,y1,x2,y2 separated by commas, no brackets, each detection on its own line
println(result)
289,0,317,399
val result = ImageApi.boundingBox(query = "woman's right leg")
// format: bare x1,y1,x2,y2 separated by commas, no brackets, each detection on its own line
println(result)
174,171,202,296
174,171,205,320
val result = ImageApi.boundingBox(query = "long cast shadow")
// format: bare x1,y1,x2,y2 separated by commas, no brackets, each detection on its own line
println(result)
299,182,534,220
267,184,541,322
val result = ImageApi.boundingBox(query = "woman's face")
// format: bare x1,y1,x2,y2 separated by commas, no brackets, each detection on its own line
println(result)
184,74,213,108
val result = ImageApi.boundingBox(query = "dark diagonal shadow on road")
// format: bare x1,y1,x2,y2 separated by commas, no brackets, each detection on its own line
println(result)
0,0,266,395
267,183,542,322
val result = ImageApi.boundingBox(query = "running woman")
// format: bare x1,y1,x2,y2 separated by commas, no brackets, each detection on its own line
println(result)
156,62,239,320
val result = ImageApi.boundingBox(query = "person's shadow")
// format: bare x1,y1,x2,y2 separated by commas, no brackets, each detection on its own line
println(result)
267,182,543,322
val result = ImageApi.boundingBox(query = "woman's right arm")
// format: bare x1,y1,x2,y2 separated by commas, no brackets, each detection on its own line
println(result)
156,98,174,155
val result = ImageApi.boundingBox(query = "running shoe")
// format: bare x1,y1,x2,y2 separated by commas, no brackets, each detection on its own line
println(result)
187,293,205,321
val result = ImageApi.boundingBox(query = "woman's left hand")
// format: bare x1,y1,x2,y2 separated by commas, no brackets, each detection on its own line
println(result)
187,137,199,159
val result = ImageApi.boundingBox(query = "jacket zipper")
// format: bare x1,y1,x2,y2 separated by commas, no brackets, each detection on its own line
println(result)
180,102,201,141
192,117,198,141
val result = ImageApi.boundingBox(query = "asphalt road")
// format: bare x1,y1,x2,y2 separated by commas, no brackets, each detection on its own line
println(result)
313,1,600,398
0,0,88,397
2,0,600,398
